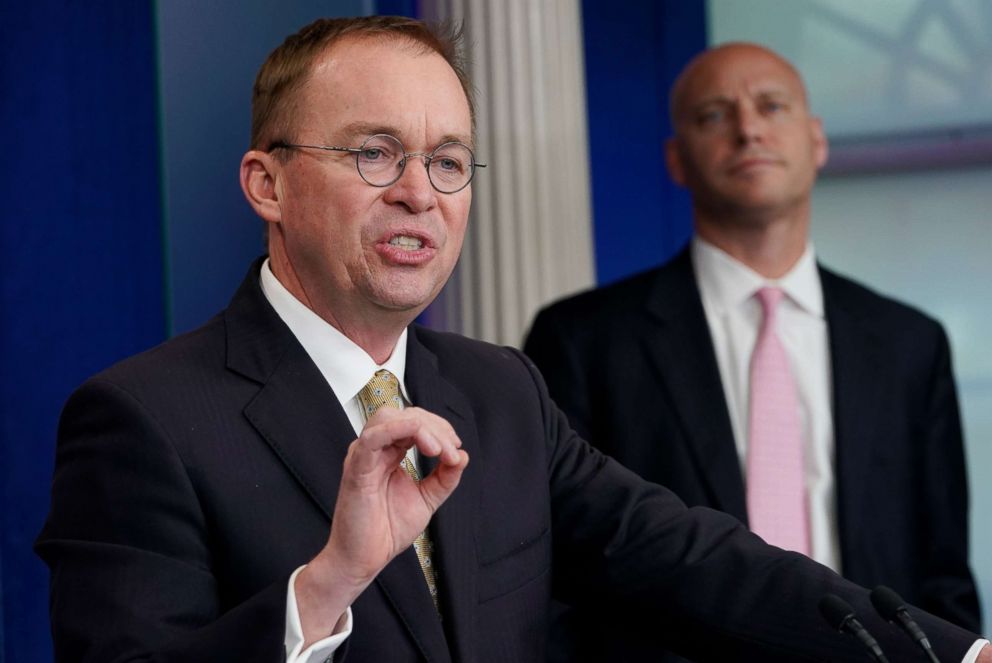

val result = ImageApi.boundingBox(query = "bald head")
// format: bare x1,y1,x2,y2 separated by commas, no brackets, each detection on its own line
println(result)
663,41,828,274
670,43,810,133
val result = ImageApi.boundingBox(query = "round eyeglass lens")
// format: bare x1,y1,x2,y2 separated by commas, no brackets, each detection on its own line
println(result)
356,134,405,186
428,142,475,193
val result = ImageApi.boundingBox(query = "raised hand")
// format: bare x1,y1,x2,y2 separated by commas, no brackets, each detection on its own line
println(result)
295,406,469,646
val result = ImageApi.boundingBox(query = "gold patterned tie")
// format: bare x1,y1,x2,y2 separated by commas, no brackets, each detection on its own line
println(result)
357,369,440,611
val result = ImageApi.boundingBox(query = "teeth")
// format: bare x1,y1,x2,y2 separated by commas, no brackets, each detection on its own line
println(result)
389,235,423,250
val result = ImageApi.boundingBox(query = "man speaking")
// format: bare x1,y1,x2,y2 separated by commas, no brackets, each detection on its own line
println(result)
37,16,989,663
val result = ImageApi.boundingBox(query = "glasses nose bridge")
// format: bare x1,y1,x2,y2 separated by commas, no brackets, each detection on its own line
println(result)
392,150,437,194
399,149,434,171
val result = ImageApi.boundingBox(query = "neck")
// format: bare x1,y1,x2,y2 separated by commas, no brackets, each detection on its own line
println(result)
693,205,810,279
329,324,405,365
268,253,413,365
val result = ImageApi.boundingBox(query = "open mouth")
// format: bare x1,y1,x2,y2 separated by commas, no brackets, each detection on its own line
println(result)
388,235,424,250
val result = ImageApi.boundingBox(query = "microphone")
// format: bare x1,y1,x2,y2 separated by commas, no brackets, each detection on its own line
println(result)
819,593,890,662
870,585,942,663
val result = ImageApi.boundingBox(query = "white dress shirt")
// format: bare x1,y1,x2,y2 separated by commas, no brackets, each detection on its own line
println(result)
262,254,988,662
691,236,840,571
259,258,411,663
692,237,987,662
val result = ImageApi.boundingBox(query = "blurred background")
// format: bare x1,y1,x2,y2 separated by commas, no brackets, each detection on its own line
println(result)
2,0,989,659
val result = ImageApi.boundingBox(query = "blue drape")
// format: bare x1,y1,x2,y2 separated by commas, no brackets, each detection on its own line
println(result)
581,0,706,285
0,3,165,660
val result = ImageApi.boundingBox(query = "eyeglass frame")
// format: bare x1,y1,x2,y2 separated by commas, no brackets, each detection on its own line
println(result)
267,133,487,194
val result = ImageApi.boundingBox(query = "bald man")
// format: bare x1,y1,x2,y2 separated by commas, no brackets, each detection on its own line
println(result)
526,43,981,661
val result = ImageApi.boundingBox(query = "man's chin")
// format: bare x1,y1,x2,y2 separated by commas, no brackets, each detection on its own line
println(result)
368,285,440,317
715,188,799,217
376,266,452,305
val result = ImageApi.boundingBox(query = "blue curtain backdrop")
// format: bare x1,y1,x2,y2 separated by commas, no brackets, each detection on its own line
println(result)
581,0,705,284
0,3,166,661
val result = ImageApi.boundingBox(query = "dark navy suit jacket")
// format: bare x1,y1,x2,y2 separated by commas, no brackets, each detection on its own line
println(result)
525,247,980,661
38,257,979,662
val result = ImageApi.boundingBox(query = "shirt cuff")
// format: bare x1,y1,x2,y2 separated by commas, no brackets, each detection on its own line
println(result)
963,639,990,663
285,565,354,663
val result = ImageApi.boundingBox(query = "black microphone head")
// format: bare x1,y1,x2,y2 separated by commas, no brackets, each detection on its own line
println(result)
870,585,905,622
819,593,856,631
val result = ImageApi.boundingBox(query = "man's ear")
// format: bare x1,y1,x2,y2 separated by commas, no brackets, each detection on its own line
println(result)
240,150,282,224
665,137,686,187
810,116,829,169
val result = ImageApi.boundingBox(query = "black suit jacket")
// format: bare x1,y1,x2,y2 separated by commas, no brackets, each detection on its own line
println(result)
525,248,980,659
38,258,978,662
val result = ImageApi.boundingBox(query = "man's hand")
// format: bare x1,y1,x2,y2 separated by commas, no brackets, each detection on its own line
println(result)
295,406,469,646
977,643,991,663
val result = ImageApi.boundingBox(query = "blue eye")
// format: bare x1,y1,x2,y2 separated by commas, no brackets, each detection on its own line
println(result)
436,157,460,172
762,100,787,114
430,143,473,182
359,135,402,165
697,109,725,126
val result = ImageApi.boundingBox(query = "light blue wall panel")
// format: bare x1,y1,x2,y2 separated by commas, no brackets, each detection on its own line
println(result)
156,0,369,334
710,0,992,635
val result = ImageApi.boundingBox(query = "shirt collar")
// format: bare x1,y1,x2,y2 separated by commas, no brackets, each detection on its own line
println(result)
258,258,409,404
691,235,824,317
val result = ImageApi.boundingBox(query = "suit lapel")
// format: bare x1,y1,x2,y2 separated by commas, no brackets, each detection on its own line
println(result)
641,251,748,521
225,259,354,519
224,263,457,661
399,327,481,663
822,269,885,551
241,347,354,519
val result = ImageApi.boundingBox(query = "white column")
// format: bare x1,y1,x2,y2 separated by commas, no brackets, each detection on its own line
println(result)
423,0,596,347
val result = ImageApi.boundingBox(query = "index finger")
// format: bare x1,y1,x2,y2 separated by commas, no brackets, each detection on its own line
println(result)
360,414,441,457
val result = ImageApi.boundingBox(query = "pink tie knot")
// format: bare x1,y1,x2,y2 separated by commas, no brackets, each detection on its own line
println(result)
755,286,784,323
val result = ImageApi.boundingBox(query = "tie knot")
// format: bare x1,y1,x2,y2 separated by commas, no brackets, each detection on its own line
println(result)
755,286,784,319
358,369,403,418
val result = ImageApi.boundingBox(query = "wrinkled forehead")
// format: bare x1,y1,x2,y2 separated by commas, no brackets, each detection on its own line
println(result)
672,44,808,118
299,35,473,143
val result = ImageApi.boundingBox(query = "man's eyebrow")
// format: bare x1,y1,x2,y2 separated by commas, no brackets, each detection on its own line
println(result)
688,96,734,112
336,122,474,149
337,122,402,142
688,87,793,111
755,88,792,100
437,133,474,148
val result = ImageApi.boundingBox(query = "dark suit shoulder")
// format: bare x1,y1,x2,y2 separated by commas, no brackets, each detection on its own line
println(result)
820,266,947,341
533,266,663,328
527,249,696,348
86,313,228,393
413,325,539,385
525,267,679,363
85,258,297,401
67,305,277,449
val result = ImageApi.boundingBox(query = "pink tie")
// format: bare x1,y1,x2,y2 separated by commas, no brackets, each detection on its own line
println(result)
746,287,810,555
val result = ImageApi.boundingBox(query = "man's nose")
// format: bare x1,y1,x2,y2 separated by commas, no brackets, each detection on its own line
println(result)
734,105,764,145
383,155,438,213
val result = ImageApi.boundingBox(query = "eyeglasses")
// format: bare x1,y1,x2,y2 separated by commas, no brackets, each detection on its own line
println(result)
269,133,486,194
